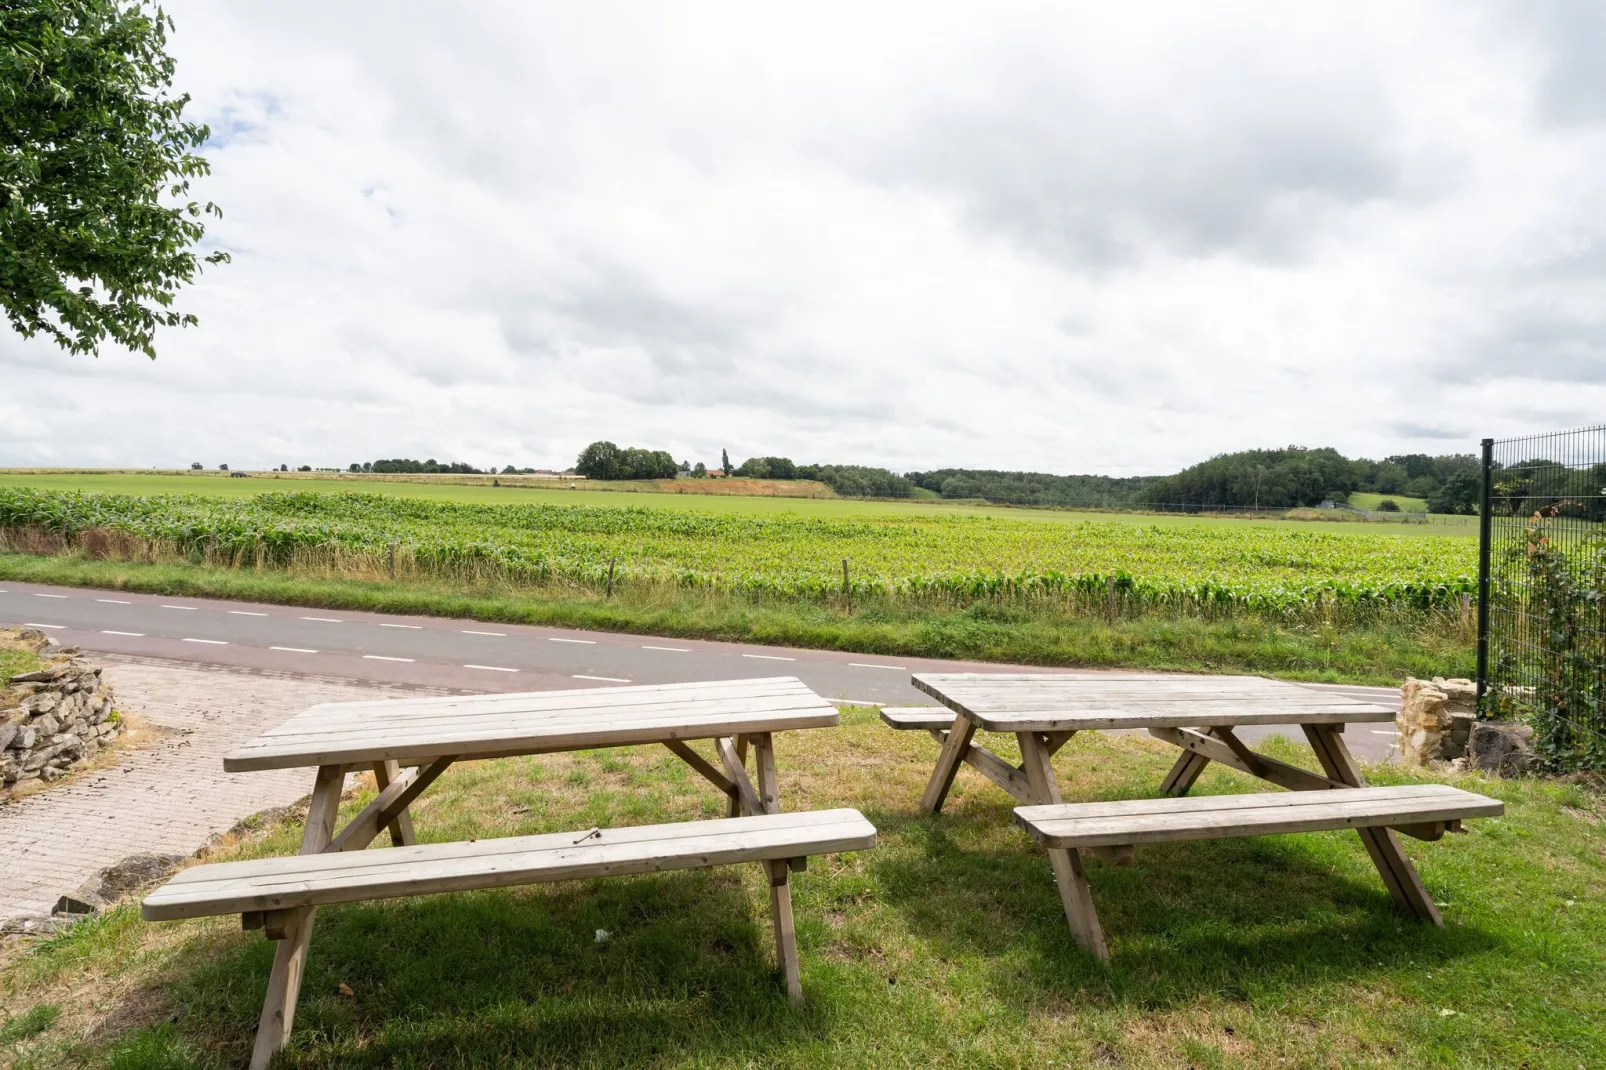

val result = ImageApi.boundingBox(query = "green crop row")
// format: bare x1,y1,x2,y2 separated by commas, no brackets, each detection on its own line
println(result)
0,487,1477,615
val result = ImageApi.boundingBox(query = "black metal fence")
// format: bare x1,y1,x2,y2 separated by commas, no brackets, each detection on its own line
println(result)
1477,426,1606,771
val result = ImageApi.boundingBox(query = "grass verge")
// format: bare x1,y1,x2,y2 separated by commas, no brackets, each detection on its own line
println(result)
1,714,1601,1068
0,553,1472,685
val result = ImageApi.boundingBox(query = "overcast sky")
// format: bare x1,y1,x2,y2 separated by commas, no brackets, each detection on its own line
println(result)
4,1,1604,475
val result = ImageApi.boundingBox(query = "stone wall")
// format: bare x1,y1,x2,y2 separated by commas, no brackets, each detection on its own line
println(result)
1396,675,1534,774
2,629,122,789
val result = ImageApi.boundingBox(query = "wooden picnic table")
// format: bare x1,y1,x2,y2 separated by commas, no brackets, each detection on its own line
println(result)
221,675,841,1064
899,672,1446,958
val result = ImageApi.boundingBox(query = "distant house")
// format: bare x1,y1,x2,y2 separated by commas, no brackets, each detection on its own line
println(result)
707,468,726,478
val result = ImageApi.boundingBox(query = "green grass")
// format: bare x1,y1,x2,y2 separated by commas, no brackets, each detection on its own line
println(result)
2,715,1601,1068
1350,493,1431,514
1,643,43,685
0,553,1474,686
0,472,1477,536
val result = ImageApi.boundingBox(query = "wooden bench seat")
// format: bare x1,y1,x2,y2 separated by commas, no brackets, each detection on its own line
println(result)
879,707,957,730
144,808,875,921
1013,784,1501,947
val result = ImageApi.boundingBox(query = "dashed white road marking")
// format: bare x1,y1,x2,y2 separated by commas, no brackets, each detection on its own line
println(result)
32,593,68,598
1370,730,1402,736
229,610,268,616
24,623,64,630
462,629,506,636
182,638,227,645
574,674,631,683
96,598,131,604
271,646,318,653
301,616,342,623
549,637,596,644
464,664,519,672
742,654,795,661
101,630,144,637
849,663,907,671
161,605,195,611
363,654,414,662
379,623,421,629
643,645,691,652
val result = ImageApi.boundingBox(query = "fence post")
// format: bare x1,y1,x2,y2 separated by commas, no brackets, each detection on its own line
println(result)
606,557,616,600
842,558,851,613
388,542,397,580
1475,437,1493,711
1106,575,1116,620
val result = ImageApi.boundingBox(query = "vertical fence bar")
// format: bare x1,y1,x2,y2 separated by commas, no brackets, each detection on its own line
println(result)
1476,437,1493,710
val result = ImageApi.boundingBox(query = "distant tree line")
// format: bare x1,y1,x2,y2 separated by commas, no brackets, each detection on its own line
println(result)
575,442,680,481
733,457,914,497
908,469,1157,506
357,459,485,474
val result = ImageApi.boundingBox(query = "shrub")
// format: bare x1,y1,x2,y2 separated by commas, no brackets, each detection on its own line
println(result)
1377,499,1401,512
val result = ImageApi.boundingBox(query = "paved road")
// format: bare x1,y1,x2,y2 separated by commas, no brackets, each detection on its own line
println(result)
0,580,1403,759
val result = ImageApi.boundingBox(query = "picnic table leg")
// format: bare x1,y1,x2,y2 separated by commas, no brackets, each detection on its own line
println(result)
1017,732,1109,961
251,764,343,1070
371,760,417,846
1302,724,1442,926
749,732,804,1003
725,735,753,817
1159,747,1211,796
920,713,977,813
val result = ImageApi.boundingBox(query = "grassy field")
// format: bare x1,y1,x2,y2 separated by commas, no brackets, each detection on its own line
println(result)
0,472,1477,536
0,714,1600,1068
0,554,1474,685
1350,493,1431,514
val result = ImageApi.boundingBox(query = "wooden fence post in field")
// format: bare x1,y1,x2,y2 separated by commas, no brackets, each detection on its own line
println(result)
843,558,851,613
1106,575,1116,620
606,558,617,600
388,542,397,580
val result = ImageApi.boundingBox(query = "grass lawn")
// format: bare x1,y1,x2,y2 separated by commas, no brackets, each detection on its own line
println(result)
0,554,1475,686
0,645,41,685
0,472,1477,537
0,713,1600,1068
1350,493,1431,514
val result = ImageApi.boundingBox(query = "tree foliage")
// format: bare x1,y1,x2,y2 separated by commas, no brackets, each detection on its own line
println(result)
575,441,679,480
1,0,226,357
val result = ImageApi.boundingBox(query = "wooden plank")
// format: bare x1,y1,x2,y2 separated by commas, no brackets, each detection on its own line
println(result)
1017,731,1108,961
1159,748,1211,796
1148,727,1348,793
327,757,454,853
880,707,957,730
1013,785,1502,848
919,712,976,813
371,761,417,847
250,764,342,1069
300,676,812,714
715,736,763,817
662,739,737,800
923,729,1032,804
1303,725,1444,924
143,810,878,920
751,733,781,816
768,861,803,1005
226,707,840,772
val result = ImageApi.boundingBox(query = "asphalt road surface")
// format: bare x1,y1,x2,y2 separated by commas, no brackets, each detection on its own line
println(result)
1,580,1403,760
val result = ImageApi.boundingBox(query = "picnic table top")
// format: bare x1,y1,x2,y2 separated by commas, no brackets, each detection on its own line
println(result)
911,672,1395,732
224,676,839,772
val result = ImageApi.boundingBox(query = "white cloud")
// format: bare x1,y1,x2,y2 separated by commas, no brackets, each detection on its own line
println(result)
4,0,1604,474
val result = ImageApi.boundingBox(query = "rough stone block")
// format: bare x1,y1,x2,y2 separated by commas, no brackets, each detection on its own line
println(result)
33,713,61,736
1472,722,1534,775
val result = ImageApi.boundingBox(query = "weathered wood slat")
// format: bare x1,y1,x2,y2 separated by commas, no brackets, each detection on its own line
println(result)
1014,785,1502,848
1147,727,1347,793
923,729,1032,803
879,707,958,730
142,810,877,920
303,676,810,713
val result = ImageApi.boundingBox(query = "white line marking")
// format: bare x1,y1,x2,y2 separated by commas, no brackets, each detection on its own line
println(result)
182,638,227,645
33,593,68,598
271,646,318,653
229,610,268,616
96,598,131,604
24,623,64,629
161,605,195,611
548,637,596,644
643,645,691,652
363,655,414,662
462,630,506,636
1370,730,1402,736
464,664,519,672
379,623,421,629
742,653,795,661
101,630,144,637
849,663,907,670
301,616,342,623
574,674,631,683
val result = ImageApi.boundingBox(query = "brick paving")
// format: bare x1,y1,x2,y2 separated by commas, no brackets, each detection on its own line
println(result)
0,655,463,925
